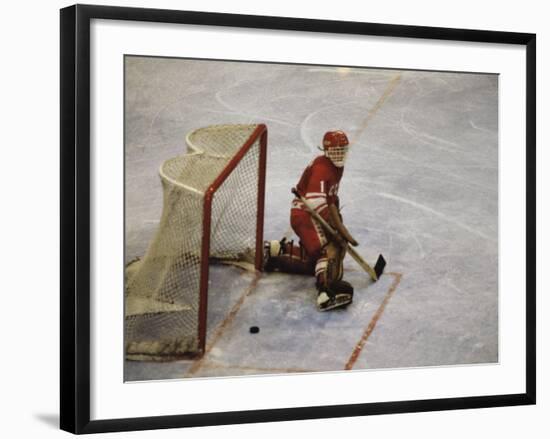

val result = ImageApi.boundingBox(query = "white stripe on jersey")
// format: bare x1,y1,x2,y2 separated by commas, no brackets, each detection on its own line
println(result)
305,192,326,198
291,198,328,215
303,195,326,211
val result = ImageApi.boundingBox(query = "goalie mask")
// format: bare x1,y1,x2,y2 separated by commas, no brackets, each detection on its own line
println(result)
322,130,349,167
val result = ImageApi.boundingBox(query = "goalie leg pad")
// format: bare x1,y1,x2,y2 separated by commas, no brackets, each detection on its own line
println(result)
325,241,345,282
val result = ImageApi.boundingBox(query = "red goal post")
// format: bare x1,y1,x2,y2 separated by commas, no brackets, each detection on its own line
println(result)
197,124,268,354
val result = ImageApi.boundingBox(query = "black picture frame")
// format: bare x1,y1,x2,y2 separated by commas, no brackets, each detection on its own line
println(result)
60,4,536,434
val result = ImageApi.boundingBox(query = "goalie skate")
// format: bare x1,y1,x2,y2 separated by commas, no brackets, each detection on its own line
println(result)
317,280,354,312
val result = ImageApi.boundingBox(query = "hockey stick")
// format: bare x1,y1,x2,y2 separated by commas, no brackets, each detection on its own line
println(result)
292,188,386,281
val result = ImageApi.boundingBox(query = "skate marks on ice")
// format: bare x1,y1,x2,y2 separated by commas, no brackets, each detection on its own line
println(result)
127,269,403,380
184,270,402,378
124,58,498,379
300,73,402,154
376,192,496,243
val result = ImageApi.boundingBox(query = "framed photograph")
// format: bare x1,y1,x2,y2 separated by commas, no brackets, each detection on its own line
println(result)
60,4,536,434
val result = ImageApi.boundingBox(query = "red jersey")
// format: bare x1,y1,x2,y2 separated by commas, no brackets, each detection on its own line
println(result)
292,155,344,220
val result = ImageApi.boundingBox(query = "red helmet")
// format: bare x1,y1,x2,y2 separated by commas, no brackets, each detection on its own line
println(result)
322,130,349,167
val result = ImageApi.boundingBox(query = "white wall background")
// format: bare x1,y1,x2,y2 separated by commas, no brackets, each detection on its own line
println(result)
0,0,545,437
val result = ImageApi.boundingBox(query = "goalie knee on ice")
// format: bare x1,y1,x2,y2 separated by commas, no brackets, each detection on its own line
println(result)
263,238,316,275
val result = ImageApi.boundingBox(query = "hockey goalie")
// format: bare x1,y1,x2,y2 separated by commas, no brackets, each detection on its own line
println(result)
264,130,359,311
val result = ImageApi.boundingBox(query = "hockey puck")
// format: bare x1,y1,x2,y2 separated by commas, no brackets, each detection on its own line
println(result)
249,326,260,334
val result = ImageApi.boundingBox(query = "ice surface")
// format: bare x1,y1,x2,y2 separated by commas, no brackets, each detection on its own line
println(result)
124,57,498,381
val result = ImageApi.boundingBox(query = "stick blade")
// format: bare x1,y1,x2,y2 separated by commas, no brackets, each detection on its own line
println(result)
374,255,386,280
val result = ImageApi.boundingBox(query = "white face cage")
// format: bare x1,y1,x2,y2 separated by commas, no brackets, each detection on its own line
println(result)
325,145,348,167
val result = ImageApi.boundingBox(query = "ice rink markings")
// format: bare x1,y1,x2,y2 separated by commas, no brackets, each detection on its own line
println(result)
364,142,495,193
345,272,403,370
185,271,262,378
215,88,296,128
377,192,496,243
195,361,318,375
351,74,402,145
300,73,401,153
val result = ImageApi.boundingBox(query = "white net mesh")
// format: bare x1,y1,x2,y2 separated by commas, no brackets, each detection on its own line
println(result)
125,124,265,360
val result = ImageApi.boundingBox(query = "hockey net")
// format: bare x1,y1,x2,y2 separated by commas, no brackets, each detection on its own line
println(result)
125,124,267,361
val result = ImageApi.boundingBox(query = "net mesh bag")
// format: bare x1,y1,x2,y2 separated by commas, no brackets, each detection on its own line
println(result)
125,124,264,360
